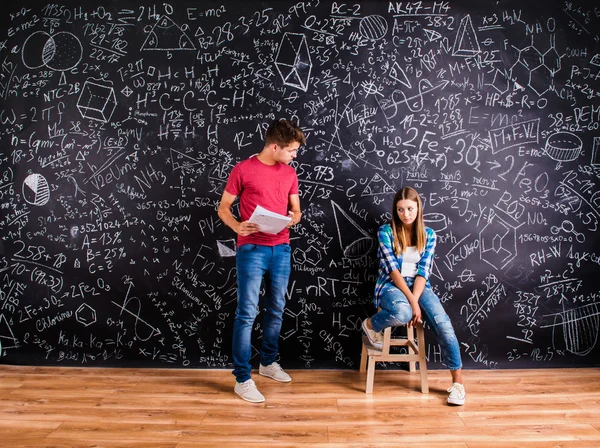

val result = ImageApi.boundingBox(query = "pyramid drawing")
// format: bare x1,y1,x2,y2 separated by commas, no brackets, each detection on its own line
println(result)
452,15,480,57
141,15,196,51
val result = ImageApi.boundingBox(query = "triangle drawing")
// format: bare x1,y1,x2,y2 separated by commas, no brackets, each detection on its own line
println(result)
170,148,204,173
141,15,196,51
331,201,374,259
361,173,395,197
0,314,18,350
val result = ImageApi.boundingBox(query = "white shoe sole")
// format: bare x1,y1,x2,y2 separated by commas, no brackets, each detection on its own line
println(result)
235,389,265,403
362,320,383,350
259,370,292,383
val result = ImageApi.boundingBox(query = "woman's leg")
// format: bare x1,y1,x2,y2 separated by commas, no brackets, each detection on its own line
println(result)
369,284,413,333
418,286,463,371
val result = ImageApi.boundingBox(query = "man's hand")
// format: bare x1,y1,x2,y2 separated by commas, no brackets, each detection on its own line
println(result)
236,221,260,236
286,211,296,228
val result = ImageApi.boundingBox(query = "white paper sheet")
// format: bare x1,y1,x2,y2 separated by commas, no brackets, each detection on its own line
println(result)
248,205,292,234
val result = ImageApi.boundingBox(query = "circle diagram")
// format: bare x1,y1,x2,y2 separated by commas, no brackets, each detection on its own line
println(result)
23,173,50,206
22,31,83,71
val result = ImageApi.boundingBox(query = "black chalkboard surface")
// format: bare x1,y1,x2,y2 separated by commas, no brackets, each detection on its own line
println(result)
1,0,599,370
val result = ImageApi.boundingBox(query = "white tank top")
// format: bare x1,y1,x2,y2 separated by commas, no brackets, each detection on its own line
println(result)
401,246,420,278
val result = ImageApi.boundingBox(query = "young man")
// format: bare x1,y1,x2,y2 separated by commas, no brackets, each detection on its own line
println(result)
217,119,306,403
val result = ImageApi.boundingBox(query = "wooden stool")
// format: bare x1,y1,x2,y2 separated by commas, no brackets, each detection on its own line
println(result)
359,322,429,394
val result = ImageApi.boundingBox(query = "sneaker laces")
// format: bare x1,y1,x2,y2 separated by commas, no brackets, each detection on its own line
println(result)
240,379,256,392
267,362,283,372
447,383,465,394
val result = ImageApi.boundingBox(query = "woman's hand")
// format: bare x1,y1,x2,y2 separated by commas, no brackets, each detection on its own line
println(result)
409,301,423,327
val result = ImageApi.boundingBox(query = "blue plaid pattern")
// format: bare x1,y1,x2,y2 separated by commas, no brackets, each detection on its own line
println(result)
373,224,437,308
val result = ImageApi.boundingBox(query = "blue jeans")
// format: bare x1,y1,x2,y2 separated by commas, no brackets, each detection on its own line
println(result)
233,243,291,383
370,281,463,370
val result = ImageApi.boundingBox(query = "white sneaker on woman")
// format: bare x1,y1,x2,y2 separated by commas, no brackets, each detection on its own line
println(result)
362,319,383,350
447,382,466,405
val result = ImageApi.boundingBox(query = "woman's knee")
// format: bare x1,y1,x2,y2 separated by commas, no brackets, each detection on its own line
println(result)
388,301,412,325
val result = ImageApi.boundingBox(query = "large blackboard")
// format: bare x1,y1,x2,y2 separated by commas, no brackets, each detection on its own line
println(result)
1,0,599,370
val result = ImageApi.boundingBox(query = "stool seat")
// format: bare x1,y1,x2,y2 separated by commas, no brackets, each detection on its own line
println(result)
359,322,429,394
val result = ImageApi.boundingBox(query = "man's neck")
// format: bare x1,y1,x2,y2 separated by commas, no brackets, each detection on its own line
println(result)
256,146,277,165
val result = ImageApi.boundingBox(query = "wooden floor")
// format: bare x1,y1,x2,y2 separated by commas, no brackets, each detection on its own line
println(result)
0,365,599,447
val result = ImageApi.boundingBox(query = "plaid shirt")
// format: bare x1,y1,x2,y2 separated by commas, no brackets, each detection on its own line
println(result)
373,223,436,308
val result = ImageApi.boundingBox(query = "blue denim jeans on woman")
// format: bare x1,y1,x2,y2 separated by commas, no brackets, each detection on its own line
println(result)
370,279,463,370
233,243,291,383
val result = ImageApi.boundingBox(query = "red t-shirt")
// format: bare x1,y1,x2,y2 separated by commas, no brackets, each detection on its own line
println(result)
224,156,299,246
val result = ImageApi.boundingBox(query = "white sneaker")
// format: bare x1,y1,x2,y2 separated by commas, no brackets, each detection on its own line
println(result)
259,362,292,382
362,319,383,350
234,379,265,403
447,382,466,405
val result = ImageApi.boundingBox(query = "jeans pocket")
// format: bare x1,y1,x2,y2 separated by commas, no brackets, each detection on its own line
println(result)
282,243,291,252
238,244,257,252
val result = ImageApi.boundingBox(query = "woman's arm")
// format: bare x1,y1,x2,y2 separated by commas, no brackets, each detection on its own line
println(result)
390,269,423,326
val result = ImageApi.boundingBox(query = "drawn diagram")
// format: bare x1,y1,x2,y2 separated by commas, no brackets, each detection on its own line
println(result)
542,303,599,356
0,314,18,350
22,31,83,71
544,131,583,168
452,15,480,57
275,33,312,92
170,148,205,173
281,307,303,340
331,201,374,259
424,213,448,232
510,34,563,96
141,15,196,51
486,69,510,95
216,239,236,258
77,80,117,123
22,173,50,206
293,246,322,266
361,173,395,197
479,213,519,270
358,15,388,41
388,62,412,89
380,79,450,117
75,303,97,327
112,282,161,342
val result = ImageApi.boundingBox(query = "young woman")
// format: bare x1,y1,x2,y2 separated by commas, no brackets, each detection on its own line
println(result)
362,187,466,405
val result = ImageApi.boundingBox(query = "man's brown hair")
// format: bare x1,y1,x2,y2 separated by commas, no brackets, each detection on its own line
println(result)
265,119,306,147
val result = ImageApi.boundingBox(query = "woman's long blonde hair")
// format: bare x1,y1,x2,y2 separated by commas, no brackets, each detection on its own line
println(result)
391,187,426,255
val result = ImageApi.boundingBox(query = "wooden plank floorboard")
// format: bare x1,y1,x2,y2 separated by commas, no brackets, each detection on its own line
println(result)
0,366,598,447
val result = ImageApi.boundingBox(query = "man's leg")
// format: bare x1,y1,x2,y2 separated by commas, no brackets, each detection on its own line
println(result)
260,243,291,368
233,244,268,383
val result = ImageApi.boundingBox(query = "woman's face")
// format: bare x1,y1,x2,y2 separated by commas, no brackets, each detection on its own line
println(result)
396,199,419,227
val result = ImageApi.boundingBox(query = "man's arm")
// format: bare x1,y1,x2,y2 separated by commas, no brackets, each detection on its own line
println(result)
286,193,302,227
217,190,260,236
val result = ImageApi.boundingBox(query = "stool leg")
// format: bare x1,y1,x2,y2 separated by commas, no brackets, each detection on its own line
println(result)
407,325,416,372
416,323,429,394
359,342,367,372
365,357,376,394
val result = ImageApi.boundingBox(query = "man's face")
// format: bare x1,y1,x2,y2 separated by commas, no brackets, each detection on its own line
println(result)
275,142,300,164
